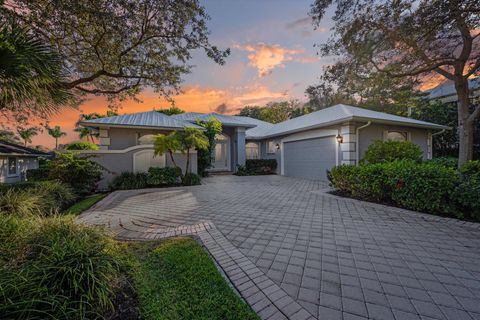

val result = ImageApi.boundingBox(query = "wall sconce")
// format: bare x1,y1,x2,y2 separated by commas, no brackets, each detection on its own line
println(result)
275,143,280,150
336,134,343,143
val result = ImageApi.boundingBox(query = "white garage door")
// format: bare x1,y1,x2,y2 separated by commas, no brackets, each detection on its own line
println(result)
133,150,165,173
283,136,336,180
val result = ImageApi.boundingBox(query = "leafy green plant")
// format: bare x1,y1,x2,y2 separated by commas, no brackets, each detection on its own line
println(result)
65,141,99,150
182,173,201,186
34,180,76,213
0,216,120,319
235,165,253,176
245,159,277,175
147,167,182,186
426,157,458,169
28,152,103,195
110,172,148,190
195,117,222,177
362,140,423,164
329,161,459,216
454,160,480,220
0,188,43,217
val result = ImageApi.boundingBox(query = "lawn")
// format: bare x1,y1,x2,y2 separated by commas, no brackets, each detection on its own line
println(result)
122,238,259,320
64,193,108,215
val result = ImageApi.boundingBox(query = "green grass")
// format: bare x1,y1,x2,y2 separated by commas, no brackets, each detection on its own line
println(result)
64,193,107,216
123,238,260,320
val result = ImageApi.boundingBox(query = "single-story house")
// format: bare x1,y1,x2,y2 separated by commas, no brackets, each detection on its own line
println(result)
80,104,448,187
0,141,48,183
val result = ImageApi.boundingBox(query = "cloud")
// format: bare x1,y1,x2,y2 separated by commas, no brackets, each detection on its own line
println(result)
234,43,318,77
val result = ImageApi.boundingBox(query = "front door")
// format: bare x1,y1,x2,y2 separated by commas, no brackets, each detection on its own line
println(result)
211,133,230,171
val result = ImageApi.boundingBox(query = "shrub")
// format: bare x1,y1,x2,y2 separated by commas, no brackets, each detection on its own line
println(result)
235,165,253,176
0,188,43,217
245,159,277,175
426,157,458,169
27,152,103,195
362,140,423,164
454,160,480,220
65,141,99,150
388,161,458,215
0,181,76,216
182,172,201,186
0,216,120,319
147,167,182,186
110,172,148,190
329,161,458,216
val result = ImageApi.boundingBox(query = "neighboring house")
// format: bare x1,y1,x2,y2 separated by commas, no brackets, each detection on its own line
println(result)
80,104,447,185
0,141,48,183
425,77,480,103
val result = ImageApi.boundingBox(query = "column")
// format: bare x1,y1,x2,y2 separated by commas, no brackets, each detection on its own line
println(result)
340,123,357,165
235,127,246,169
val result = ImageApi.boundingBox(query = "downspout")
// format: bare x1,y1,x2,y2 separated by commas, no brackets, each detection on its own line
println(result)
355,121,372,166
431,129,446,137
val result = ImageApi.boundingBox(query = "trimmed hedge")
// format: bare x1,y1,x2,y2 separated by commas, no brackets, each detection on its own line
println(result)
236,159,277,176
147,167,182,186
328,160,480,221
362,140,423,164
110,167,199,190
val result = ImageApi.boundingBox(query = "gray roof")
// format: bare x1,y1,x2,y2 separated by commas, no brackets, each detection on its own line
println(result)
0,141,49,156
246,104,449,139
81,111,202,129
426,77,480,101
172,112,256,128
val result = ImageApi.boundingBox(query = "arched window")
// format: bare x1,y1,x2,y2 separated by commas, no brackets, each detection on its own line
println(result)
385,131,408,142
138,134,155,145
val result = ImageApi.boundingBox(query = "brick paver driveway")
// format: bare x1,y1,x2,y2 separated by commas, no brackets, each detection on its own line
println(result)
79,175,480,320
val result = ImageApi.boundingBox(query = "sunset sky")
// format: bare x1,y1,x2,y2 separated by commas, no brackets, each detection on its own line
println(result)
32,0,336,148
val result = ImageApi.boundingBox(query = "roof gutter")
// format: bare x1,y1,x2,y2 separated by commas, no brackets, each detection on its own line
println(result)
355,121,372,166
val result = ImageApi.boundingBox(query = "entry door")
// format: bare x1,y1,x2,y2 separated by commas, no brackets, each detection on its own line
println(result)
212,141,228,170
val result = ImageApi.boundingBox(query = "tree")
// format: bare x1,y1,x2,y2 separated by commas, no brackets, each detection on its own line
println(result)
156,106,185,116
46,125,66,149
74,111,118,142
259,102,294,124
0,128,19,143
17,127,38,146
153,132,181,168
176,128,209,176
310,0,480,166
238,106,262,119
195,117,222,176
0,16,71,121
3,0,229,105
65,141,99,151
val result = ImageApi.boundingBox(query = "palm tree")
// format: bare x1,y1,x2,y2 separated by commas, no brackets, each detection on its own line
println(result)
0,20,72,118
74,111,118,142
176,128,209,175
153,132,181,168
46,125,66,149
17,127,39,146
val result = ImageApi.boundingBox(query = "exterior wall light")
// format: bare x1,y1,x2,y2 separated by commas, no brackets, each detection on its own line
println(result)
336,134,343,143
275,143,280,150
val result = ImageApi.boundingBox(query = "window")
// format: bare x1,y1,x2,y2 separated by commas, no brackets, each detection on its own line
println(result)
385,131,408,142
8,157,17,175
137,134,155,145
267,141,276,154
246,142,259,159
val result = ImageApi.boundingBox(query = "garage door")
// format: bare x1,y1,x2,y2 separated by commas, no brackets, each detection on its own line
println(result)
283,136,336,180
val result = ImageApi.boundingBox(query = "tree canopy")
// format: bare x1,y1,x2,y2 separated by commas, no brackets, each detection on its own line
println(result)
310,0,480,165
3,0,229,106
237,100,311,124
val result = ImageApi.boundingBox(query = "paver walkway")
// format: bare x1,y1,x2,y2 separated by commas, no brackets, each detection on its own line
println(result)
78,175,480,320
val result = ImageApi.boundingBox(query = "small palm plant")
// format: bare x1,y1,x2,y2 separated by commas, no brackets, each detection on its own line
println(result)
153,128,209,176
46,125,66,149
17,127,39,146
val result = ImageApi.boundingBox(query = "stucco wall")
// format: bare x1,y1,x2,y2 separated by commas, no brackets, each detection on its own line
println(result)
358,123,429,160
82,146,197,189
108,128,170,149
0,156,39,183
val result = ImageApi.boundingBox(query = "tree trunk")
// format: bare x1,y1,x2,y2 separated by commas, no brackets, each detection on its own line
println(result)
55,138,58,149
185,149,190,175
455,77,473,167
168,150,178,168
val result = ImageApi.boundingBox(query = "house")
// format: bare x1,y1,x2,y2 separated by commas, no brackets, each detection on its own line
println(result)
80,104,447,186
425,77,480,104
0,141,49,183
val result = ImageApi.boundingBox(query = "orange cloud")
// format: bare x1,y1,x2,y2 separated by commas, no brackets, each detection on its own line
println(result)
31,84,291,148
234,43,317,77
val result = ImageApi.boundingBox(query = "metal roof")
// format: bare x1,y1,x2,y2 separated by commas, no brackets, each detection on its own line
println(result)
81,111,203,129
426,77,480,101
172,112,256,128
246,104,449,139
0,141,49,156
